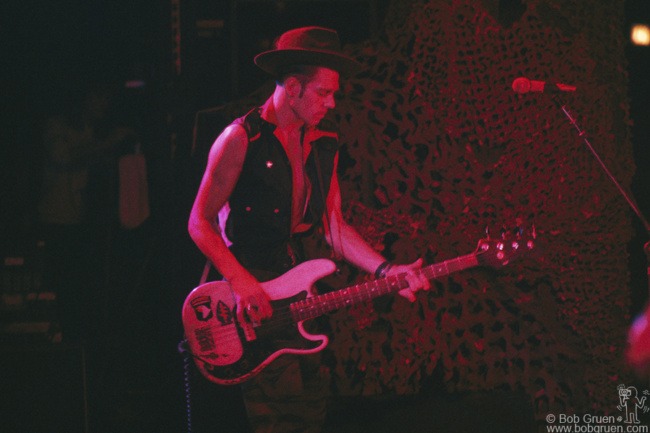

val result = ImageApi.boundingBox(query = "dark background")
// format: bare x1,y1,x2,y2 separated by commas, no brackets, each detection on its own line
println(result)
1,1,649,432
2,1,648,244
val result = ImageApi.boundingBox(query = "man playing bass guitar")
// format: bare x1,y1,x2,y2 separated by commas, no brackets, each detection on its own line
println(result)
188,26,430,433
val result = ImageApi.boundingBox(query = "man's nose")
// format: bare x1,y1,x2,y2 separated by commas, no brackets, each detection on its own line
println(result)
325,94,336,109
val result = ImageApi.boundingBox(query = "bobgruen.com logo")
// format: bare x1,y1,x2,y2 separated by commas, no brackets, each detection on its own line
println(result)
544,384,650,432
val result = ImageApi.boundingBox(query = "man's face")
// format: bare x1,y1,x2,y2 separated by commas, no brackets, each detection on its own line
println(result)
291,67,340,127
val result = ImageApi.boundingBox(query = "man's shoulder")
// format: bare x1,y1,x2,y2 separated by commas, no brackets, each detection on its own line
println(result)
231,106,267,141
219,122,249,147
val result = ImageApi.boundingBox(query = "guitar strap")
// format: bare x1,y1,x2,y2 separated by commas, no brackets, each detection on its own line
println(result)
199,259,211,285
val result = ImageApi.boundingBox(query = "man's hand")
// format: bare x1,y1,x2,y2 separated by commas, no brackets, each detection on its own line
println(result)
386,258,431,302
230,273,273,324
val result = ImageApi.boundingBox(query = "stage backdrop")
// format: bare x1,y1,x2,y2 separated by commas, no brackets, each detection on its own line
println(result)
323,0,633,418
211,0,634,419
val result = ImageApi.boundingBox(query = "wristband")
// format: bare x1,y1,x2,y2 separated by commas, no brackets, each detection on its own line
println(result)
374,260,392,279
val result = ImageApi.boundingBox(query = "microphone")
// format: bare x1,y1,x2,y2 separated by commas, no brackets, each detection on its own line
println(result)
512,77,577,94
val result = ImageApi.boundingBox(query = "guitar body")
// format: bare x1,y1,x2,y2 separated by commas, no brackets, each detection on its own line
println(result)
182,259,337,385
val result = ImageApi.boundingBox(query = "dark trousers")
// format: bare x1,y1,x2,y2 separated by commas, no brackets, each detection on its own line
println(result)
239,260,329,433
241,353,329,433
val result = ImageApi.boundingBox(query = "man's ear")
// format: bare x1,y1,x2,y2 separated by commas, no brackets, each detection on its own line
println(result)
284,76,302,98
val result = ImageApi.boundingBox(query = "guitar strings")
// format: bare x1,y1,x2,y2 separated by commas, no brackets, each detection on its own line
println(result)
196,248,506,348
198,280,401,349
190,242,532,371
199,273,412,350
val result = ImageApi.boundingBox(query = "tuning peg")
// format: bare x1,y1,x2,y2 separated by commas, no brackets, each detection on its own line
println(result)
523,224,536,250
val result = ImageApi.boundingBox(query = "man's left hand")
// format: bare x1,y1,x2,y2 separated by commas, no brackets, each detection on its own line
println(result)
387,258,431,302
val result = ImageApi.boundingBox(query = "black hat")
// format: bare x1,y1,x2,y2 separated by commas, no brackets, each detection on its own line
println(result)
254,26,362,77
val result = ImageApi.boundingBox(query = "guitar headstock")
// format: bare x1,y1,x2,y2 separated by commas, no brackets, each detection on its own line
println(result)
475,226,536,269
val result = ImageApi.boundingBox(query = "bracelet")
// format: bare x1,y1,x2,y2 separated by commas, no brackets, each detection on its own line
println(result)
374,260,392,279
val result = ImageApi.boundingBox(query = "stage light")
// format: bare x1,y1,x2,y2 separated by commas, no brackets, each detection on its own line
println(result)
631,24,650,46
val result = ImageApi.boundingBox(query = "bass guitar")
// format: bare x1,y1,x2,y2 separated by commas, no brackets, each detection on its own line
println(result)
182,231,535,385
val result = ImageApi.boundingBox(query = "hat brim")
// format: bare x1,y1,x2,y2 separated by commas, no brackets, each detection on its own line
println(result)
254,49,362,78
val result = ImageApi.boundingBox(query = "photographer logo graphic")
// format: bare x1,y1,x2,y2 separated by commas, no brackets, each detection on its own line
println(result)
544,384,650,432
617,384,650,424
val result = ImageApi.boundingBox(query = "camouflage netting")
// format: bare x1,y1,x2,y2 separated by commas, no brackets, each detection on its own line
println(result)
211,0,635,419
313,0,635,418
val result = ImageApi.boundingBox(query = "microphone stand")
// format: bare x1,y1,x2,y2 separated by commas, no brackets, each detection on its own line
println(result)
552,97,650,371
554,99,650,236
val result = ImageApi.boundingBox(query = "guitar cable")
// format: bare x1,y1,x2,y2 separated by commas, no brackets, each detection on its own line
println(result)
178,339,194,433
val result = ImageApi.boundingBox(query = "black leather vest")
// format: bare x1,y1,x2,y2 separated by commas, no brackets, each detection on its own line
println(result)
222,107,338,272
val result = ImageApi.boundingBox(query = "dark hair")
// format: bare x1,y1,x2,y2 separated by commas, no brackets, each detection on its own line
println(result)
276,64,321,96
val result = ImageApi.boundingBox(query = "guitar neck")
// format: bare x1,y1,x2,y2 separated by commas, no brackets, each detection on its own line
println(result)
290,252,479,322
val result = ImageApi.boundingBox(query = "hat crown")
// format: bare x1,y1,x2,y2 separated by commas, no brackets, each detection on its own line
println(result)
274,26,342,53
254,26,361,77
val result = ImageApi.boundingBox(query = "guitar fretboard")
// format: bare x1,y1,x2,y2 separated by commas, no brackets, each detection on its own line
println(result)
290,253,479,322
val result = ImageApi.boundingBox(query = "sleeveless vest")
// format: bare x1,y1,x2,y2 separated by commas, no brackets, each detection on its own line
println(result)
220,106,338,272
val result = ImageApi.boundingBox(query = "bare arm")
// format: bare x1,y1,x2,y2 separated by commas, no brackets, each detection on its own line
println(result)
323,155,430,301
323,161,385,273
188,125,272,319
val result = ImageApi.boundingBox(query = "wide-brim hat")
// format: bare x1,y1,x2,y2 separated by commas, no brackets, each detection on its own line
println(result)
254,26,363,78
